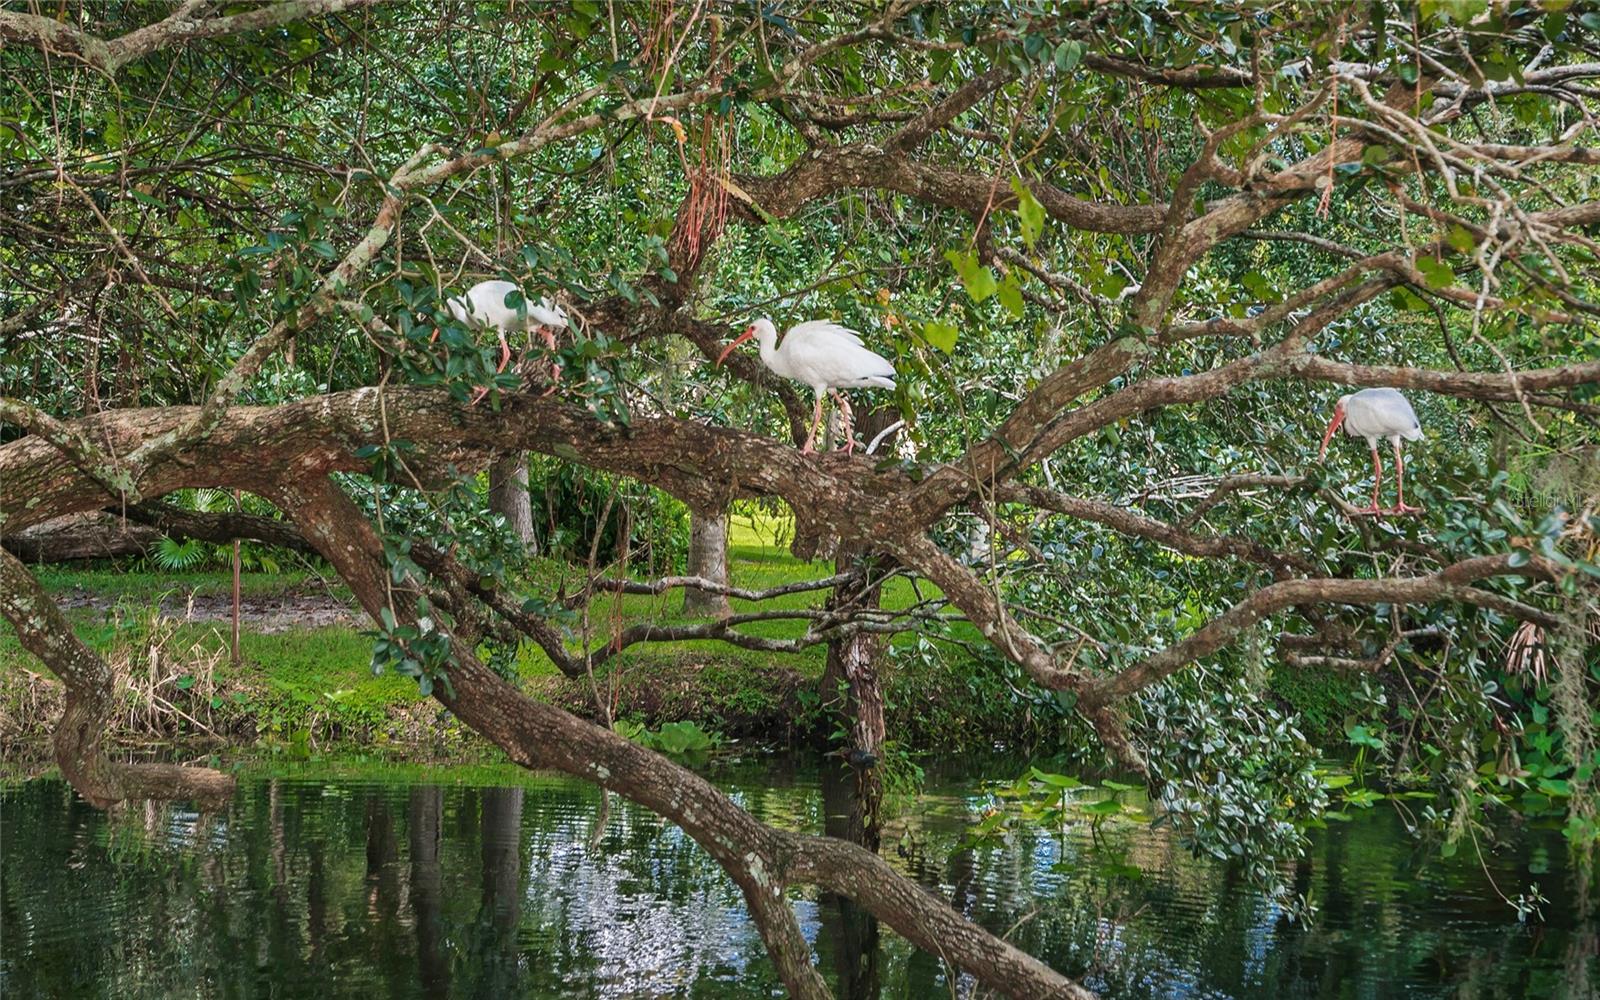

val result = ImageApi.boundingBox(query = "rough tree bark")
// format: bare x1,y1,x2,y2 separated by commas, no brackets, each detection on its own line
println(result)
2,511,161,562
820,559,888,848
487,453,536,549
683,506,732,616
819,407,898,849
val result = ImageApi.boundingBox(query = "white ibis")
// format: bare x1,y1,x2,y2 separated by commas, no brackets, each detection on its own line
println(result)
443,280,568,402
1319,387,1425,515
716,318,897,454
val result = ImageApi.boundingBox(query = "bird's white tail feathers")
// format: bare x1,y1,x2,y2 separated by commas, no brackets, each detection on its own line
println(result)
845,375,896,390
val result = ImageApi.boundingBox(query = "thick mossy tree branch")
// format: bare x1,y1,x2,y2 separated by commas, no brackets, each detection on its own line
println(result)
118,500,316,553
0,397,139,503
1285,355,1600,408
0,547,235,807
584,570,863,603
0,1,377,77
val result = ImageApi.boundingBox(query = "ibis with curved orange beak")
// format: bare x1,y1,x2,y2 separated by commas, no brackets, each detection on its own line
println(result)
1319,387,1425,515
716,318,896,454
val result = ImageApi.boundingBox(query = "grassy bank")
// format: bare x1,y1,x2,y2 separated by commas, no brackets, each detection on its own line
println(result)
2,515,1370,762
1,515,1044,759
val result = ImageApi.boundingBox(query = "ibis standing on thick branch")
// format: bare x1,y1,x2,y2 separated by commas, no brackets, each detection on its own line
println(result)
1319,387,1425,515
444,280,568,401
717,318,897,454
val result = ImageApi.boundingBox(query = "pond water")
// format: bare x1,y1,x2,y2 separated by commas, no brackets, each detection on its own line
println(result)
1,754,1594,999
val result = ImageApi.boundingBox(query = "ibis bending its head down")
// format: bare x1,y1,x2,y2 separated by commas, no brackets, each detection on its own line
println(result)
717,318,896,454
1319,387,1425,515
444,280,568,401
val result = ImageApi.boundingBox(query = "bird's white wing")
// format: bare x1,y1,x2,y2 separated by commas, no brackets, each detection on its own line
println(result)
1349,387,1422,439
784,319,864,349
783,331,896,391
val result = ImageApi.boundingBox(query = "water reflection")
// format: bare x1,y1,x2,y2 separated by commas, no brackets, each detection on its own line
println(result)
0,757,1595,998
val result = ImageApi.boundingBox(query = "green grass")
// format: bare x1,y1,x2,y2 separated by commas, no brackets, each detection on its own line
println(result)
0,521,942,750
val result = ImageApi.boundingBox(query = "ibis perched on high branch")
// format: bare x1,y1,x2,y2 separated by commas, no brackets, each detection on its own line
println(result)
1319,387,1425,515
717,318,897,454
444,280,568,401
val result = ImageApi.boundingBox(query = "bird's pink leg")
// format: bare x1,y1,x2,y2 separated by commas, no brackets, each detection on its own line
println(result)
1354,445,1383,515
469,333,515,406
831,390,855,454
536,325,561,398
1388,440,1423,514
802,392,822,454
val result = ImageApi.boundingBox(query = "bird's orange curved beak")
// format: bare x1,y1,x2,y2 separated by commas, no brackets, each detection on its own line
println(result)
716,326,756,367
1318,403,1345,462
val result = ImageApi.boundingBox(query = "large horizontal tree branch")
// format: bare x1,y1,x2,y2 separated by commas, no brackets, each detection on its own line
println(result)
118,501,316,553
0,397,137,503
0,1,376,77
1285,354,1600,405
585,570,862,603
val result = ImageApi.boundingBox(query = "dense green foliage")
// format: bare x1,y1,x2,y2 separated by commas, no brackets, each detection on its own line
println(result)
3,1,1598,920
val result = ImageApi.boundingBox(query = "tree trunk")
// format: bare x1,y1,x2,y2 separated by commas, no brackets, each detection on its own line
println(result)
821,558,888,849
488,453,535,549
683,506,731,616
820,406,897,851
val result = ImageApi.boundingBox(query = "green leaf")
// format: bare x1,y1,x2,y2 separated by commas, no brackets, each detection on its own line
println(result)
1538,777,1571,798
1054,40,1083,73
1389,286,1431,312
944,249,998,303
175,674,196,691
1081,799,1123,816
997,275,1024,318
1415,256,1457,288
1010,178,1046,249
1029,767,1082,788
922,320,959,354
1446,225,1478,254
